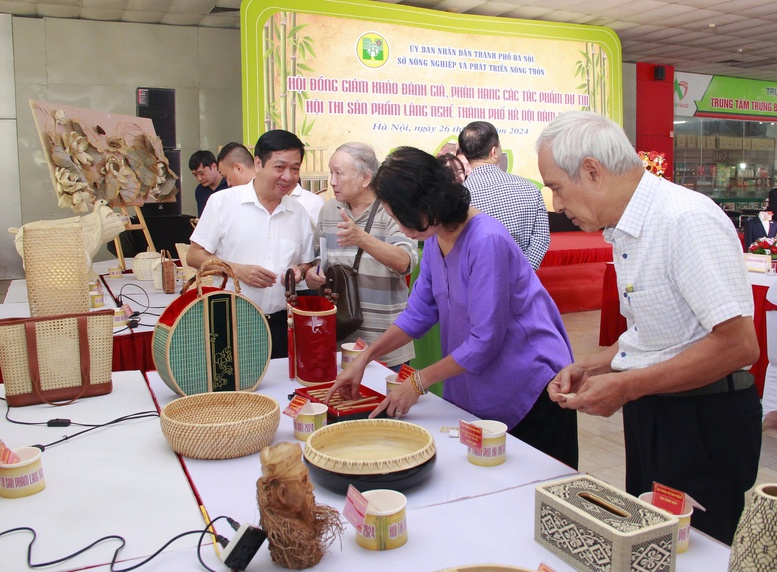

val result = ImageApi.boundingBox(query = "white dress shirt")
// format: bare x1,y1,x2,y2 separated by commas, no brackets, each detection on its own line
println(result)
190,182,315,313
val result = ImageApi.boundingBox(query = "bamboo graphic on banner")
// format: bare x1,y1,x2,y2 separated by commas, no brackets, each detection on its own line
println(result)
262,11,317,137
575,43,609,115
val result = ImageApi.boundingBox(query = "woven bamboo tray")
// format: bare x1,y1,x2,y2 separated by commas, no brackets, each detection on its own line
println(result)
436,566,535,572
160,392,280,460
303,419,436,493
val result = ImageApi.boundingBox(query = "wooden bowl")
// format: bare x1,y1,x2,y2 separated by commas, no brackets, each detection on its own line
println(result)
160,392,280,460
303,418,436,494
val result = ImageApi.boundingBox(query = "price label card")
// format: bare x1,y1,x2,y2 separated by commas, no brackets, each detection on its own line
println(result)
121,303,134,318
353,338,368,350
0,439,21,465
744,252,771,273
282,395,309,418
538,564,557,572
458,419,483,449
343,484,370,532
396,363,415,382
652,481,686,514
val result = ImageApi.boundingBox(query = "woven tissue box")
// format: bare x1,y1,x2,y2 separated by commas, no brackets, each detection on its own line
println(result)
535,475,678,572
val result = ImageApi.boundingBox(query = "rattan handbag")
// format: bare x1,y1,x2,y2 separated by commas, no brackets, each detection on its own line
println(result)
0,309,114,407
152,260,271,396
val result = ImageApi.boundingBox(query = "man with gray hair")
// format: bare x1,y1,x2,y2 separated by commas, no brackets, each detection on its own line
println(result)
539,111,761,545
305,142,418,369
458,121,549,270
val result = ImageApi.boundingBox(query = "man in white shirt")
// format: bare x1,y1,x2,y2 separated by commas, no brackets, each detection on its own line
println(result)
188,130,315,358
538,111,761,545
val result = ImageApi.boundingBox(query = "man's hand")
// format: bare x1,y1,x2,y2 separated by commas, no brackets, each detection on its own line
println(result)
549,364,629,418
231,262,277,289
336,208,367,248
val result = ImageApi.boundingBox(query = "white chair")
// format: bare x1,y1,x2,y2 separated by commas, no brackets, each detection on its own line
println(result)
762,283,777,418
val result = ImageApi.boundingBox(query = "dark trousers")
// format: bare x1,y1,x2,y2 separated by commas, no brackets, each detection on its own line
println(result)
623,385,762,545
509,383,579,470
265,310,288,359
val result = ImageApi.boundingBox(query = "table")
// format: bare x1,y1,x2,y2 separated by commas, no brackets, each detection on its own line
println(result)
1,361,731,571
599,263,775,395
0,371,206,571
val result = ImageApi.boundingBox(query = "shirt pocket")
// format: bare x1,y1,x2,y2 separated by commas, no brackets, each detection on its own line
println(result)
627,283,694,349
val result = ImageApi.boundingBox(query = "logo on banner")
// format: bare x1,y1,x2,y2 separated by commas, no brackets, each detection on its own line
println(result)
675,79,688,101
358,32,388,68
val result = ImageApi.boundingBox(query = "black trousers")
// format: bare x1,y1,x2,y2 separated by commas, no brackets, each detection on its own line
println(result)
265,310,288,359
509,383,579,470
623,385,762,545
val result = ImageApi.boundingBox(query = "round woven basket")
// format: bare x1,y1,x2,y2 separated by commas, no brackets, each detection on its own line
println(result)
160,392,280,460
304,418,436,474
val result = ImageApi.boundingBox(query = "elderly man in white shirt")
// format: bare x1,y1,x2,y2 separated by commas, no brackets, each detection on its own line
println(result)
189,130,315,359
539,111,761,546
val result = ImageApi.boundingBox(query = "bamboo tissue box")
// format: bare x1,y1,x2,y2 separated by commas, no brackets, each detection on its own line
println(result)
535,475,678,572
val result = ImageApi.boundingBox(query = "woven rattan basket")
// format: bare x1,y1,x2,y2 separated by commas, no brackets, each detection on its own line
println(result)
304,419,436,475
132,250,159,281
23,223,89,317
160,392,280,460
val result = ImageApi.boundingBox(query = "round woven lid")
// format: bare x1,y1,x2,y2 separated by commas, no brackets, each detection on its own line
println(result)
303,418,436,475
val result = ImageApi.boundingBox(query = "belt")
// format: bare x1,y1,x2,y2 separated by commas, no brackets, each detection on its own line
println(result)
264,310,288,323
658,370,754,397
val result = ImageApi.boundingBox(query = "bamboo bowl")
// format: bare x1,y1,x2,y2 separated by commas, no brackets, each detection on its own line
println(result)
160,392,280,460
303,419,436,493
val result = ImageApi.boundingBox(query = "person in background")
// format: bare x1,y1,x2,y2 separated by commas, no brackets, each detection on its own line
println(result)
188,130,315,359
189,150,228,216
305,142,418,370
458,121,550,270
436,152,467,183
539,111,761,545
216,142,255,187
327,146,578,469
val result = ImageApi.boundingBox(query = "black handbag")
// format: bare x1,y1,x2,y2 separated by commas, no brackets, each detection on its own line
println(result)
323,201,380,341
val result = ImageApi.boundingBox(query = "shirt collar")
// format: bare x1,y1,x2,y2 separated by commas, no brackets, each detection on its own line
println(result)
606,170,659,240
237,182,290,214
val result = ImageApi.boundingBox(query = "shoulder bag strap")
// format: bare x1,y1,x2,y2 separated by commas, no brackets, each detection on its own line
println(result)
25,315,91,406
352,200,381,272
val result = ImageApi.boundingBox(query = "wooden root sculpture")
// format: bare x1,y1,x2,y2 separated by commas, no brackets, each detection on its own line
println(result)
256,442,343,569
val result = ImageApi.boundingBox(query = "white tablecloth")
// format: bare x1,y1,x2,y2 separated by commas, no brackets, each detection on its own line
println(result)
0,371,206,572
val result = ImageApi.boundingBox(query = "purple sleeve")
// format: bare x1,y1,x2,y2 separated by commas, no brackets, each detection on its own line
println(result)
449,232,517,374
394,242,439,339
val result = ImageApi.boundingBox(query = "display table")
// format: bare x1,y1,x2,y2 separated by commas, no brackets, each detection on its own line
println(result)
599,264,774,395
1,363,731,571
0,371,206,572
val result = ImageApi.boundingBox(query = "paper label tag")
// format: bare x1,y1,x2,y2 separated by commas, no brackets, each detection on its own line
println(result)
652,482,686,514
0,439,21,465
283,395,309,418
538,564,557,572
396,364,415,382
744,252,771,273
458,419,483,448
343,484,369,532
121,303,134,318
353,338,368,350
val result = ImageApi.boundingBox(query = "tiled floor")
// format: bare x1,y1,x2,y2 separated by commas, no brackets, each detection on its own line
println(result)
562,310,777,495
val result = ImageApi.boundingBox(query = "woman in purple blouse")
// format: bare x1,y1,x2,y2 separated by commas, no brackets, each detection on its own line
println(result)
328,146,578,468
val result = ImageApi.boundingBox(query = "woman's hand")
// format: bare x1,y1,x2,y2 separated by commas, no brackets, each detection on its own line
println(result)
369,378,420,419
326,356,368,402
